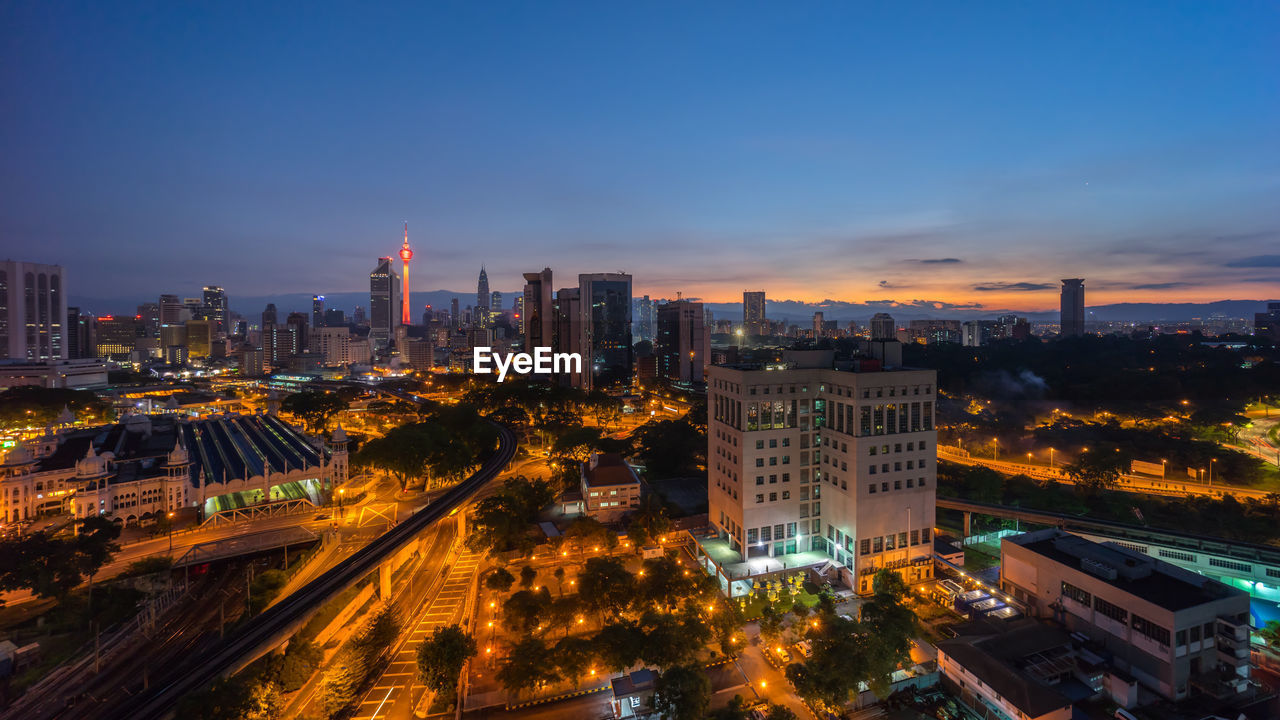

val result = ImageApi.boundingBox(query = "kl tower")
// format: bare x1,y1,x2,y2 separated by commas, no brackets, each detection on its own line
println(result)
399,223,413,325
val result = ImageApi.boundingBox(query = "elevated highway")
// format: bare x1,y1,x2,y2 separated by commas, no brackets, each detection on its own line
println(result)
102,421,516,720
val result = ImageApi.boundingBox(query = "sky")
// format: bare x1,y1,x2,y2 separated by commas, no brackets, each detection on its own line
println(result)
2,1,1278,312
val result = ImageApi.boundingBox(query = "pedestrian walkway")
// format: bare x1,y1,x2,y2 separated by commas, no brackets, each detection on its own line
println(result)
350,550,481,720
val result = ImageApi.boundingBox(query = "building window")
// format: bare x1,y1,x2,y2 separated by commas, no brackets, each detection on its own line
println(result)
860,539,871,555
1062,581,1091,606
755,494,764,504
769,492,777,501
1132,614,1171,646
781,491,790,500
1208,558,1251,573
1094,596,1128,623
756,476,764,485
868,484,876,494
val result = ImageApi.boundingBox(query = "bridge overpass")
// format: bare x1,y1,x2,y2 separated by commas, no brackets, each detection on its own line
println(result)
172,525,321,568
104,421,516,720
939,497,1280,600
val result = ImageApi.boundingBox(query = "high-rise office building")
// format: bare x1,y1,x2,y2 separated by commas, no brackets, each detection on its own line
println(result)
655,300,706,384
312,295,325,328
870,312,896,341
286,312,309,357
579,273,633,390
0,260,67,361
95,315,143,360
707,354,938,595
159,294,184,325
743,291,766,337
450,298,461,329
370,257,399,349
186,319,213,357
66,307,94,359
522,268,554,353
476,266,490,326
490,291,503,316
352,305,366,326
202,286,228,337
314,326,352,365
1060,278,1085,337
137,302,160,336
633,295,656,343
1255,302,1280,344
515,297,526,334
553,288,583,386
323,308,346,327
812,312,825,339
262,303,278,328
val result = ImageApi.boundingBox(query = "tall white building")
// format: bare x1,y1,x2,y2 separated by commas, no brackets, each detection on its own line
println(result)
0,260,67,362
705,350,937,595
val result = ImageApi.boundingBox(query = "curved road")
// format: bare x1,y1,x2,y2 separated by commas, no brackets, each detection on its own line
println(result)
100,421,516,720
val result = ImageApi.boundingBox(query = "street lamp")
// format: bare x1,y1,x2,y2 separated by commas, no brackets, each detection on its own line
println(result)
1161,458,1167,480
1049,448,1055,468
167,512,175,554
338,488,345,518
1209,458,1216,487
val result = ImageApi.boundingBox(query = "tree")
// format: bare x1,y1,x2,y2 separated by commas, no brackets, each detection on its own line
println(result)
75,514,122,610
1064,447,1129,494
552,636,596,687
280,391,348,433
553,566,566,596
633,417,706,478
759,606,784,645
321,644,368,717
564,516,617,559
0,386,108,430
594,620,643,672
485,567,515,595
503,588,552,635
496,637,560,696
576,556,635,619
1259,620,1280,650
764,704,798,720
468,476,556,556
519,565,537,589
652,664,711,720
241,681,283,720
417,625,477,694
707,694,751,720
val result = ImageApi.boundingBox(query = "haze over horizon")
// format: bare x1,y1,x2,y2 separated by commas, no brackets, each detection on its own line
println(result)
4,2,1279,308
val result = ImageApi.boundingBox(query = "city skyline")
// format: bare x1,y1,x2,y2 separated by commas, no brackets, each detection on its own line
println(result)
3,3,1278,308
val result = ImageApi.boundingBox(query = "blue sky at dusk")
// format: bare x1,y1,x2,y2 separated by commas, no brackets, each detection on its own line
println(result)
2,1,1278,310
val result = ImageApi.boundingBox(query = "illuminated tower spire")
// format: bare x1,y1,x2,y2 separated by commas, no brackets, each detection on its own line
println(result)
399,223,413,325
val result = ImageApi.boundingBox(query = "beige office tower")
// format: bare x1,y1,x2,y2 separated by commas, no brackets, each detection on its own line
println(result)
703,350,937,596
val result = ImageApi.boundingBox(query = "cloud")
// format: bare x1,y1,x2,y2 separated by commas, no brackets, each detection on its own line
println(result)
909,258,963,264
1129,282,1195,290
1224,255,1280,268
878,280,900,289
972,282,1054,292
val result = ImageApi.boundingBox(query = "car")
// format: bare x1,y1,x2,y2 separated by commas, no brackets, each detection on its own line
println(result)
796,640,814,658
771,645,793,663
314,513,330,520
749,709,768,720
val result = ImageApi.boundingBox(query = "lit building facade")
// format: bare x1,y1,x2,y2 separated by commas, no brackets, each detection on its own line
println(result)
706,351,937,595
0,260,67,362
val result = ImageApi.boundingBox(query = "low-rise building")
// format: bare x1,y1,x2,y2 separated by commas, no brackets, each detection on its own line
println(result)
580,453,641,523
1001,529,1251,701
937,620,1076,720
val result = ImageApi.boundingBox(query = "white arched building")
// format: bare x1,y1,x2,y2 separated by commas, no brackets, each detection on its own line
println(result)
0,412,347,527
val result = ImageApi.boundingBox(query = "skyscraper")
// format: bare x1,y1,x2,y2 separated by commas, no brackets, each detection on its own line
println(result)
490,291,503,316
66,306,93,359
870,313,896,341
159,294,184,325
656,299,706,384
201,286,228,337
0,260,66,361
743,291,766,337
1255,302,1280,344
636,295,655,343
1060,278,1085,337
579,273,633,390
476,266,490,326
553,287,583,386
399,224,414,326
450,297,461,329
312,295,325,328
262,303,278,327
522,268,554,353
137,302,160,336
370,257,399,349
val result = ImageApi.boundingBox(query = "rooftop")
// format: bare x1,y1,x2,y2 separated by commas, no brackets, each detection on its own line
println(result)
937,619,1074,719
1007,529,1243,611
581,453,640,488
